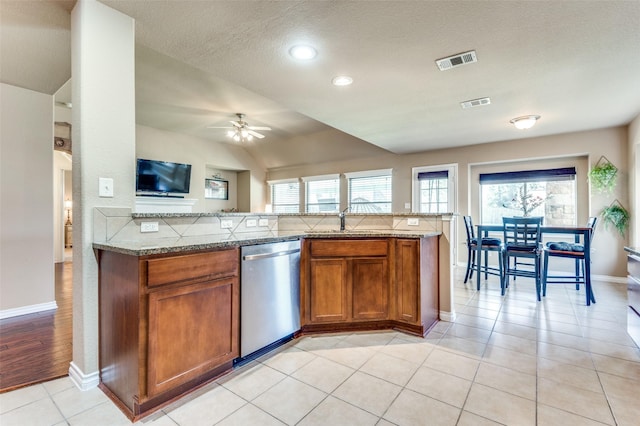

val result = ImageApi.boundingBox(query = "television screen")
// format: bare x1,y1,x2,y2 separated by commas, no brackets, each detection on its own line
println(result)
136,159,192,194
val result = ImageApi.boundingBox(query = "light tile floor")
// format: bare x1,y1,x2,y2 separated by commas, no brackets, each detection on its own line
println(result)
2,270,639,425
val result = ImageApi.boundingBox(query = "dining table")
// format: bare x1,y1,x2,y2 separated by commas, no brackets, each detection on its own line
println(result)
475,223,594,304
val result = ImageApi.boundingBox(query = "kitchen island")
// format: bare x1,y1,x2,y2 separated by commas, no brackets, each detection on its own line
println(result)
94,210,450,420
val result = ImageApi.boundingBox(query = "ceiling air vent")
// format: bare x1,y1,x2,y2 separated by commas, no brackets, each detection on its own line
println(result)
436,50,477,71
460,97,491,109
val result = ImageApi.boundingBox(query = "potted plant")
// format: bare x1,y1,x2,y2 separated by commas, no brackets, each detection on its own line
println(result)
600,202,629,237
589,158,618,193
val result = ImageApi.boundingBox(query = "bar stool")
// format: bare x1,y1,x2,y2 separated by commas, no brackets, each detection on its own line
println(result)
502,216,543,301
463,216,505,294
542,217,597,305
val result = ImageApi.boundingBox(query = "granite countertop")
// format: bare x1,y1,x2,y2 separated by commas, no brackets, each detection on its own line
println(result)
93,230,441,256
625,246,640,257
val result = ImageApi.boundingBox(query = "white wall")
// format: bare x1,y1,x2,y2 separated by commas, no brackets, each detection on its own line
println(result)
628,114,639,246
70,0,136,388
136,125,267,212
0,83,55,313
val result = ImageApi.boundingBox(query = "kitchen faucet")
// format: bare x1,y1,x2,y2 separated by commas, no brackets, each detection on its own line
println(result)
339,207,349,231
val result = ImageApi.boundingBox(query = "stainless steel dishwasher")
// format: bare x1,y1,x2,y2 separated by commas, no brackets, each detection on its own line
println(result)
240,240,301,358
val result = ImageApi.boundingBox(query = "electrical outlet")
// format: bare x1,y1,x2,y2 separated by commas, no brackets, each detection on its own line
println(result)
221,220,233,229
407,218,420,226
246,219,257,227
404,202,411,209
258,219,269,227
141,222,159,233
99,177,114,197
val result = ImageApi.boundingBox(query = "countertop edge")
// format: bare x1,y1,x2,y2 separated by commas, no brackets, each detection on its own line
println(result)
624,246,640,257
93,231,442,256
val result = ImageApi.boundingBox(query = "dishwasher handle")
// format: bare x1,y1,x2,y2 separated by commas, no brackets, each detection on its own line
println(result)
242,248,300,261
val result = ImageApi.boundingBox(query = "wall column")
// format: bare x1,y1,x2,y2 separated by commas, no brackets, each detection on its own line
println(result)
70,0,136,389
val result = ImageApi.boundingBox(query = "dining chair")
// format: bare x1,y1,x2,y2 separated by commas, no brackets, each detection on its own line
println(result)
502,216,543,301
542,217,597,305
463,216,505,294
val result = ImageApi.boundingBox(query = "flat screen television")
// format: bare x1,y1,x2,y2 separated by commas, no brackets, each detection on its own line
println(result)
136,158,192,195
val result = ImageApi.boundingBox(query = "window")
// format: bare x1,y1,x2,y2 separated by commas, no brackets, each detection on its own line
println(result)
303,174,340,213
269,179,300,213
418,170,449,213
479,167,577,226
345,169,392,213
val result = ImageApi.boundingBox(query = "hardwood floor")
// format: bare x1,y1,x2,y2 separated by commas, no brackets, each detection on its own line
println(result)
0,262,72,393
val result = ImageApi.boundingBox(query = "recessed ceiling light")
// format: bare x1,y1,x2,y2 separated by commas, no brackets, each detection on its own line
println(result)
332,76,353,86
510,115,541,130
289,45,317,60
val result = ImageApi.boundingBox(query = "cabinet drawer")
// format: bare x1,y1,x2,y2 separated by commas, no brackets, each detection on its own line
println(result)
146,249,238,288
310,239,388,257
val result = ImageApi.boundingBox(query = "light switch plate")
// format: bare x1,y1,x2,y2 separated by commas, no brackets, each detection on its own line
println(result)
246,219,257,227
221,219,233,229
99,177,114,197
404,202,411,209
407,218,420,226
258,218,269,227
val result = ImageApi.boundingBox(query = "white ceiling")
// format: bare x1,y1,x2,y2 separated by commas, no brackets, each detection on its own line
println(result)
2,1,640,168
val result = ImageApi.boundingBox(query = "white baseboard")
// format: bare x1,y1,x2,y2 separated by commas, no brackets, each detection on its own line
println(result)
0,301,57,320
69,362,100,391
439,310,456,322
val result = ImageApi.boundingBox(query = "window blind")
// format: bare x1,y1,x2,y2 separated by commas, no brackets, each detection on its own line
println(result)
479,167,576,184
418,170,449,180
271,181,300,213
348,173,392,213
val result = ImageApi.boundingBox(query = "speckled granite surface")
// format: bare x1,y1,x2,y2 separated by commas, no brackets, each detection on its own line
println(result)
93,230,441,256
625,246,640,257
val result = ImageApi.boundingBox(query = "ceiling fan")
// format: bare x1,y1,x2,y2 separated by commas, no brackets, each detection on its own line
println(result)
207,113,272,142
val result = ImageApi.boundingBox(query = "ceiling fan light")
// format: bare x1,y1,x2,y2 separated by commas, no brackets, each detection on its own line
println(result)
332,75,353,86
227,130,236,137
233,134,240,142
247,134,253,141
510,115,540,130
289,44,317,60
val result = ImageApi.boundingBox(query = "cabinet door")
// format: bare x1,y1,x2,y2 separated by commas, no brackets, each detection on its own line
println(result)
309,258,348,322
147,277,238,397
352,258,389,320
395,239,420,324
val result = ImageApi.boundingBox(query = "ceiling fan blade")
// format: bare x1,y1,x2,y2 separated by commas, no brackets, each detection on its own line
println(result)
230,120,243,128
247,126,271,131
247,130,265,139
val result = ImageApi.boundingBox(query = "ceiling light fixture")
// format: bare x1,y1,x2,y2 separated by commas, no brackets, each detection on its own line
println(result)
289,45,317,60
510,115,540,130
332,76,353,86
227,128,253,143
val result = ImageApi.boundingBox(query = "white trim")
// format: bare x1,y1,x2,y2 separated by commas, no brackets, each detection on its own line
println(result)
592,274,627,284
266,178,299,185
69,362,100,391
344,168,392,179
0,301,57,320
439,310,456,322
301,174,340,182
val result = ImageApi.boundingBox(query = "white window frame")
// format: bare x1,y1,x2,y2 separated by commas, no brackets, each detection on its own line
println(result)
344,168,393,213
412,164,458,265
411,164,457,214
302,174,340,213
267,178,300,213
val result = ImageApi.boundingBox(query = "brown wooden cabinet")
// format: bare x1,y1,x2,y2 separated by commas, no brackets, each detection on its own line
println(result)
301,236,438,336
393,238,438,334
97,248,239,421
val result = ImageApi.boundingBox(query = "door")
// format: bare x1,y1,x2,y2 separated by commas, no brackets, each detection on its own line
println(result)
351,258,389,320
309,258,348,322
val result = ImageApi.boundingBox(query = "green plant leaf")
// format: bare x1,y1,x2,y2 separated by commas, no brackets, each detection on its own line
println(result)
600,204,629,237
